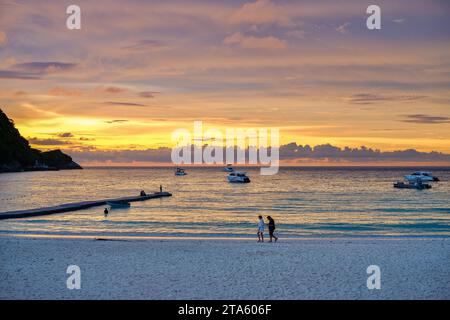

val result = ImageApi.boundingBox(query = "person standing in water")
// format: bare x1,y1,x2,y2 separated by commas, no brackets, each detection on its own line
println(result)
266,216,278,242
104,207,109,217
257,215,265,242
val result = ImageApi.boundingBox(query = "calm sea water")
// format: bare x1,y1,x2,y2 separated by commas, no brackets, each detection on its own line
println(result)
0,167,449,238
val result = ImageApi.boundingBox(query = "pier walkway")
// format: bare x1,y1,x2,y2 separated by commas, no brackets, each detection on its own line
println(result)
0,192,172,220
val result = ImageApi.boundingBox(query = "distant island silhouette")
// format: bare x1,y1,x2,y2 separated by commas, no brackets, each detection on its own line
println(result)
0,109,82,173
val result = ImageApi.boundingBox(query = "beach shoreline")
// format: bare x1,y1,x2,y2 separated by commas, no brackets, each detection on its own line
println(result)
1,236,448,300
1,233,449,241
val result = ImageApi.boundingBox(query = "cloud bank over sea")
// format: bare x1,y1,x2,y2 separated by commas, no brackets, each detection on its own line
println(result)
67,143,450,165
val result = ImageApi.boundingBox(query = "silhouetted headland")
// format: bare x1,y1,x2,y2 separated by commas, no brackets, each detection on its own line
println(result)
0,109,82,173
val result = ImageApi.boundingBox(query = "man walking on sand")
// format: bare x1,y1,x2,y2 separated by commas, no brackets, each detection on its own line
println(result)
257,215,265,242
267,216,278,242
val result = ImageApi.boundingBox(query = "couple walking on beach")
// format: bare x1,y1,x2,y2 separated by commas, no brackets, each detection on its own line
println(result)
257,215,278,243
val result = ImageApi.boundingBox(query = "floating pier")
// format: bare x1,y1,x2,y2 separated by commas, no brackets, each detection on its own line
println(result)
0,192,172,220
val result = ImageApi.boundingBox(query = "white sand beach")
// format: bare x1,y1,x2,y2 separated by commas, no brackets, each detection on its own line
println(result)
0,236,449,300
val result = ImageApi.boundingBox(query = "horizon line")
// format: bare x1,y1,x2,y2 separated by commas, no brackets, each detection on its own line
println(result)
80,164,450,168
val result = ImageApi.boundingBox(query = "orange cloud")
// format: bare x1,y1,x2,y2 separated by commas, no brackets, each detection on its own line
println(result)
231,0,291,26
223,32,285,49
48,86,82,97
0,31,6,45
98,86,128,94
336,22,351,34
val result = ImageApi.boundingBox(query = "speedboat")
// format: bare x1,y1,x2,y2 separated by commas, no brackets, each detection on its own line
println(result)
405,171,439,182
175,167,187,176
393,180,431,190
227,172,250,183
224,164,234,172
106,200,131,208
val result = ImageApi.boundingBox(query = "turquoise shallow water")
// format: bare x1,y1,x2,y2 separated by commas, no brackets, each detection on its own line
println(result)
0,167,449,238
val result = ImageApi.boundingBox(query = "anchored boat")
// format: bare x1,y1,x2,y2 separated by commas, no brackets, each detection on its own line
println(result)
106,200,131,208
224,164,234,172
393,180,431,190
227,172,251,183
175,167,187,176
405,171,439,182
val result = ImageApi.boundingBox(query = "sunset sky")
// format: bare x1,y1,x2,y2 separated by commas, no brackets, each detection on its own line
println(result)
1,0,449,165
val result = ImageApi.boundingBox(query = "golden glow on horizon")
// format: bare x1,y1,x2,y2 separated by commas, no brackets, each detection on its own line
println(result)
16,119,450,154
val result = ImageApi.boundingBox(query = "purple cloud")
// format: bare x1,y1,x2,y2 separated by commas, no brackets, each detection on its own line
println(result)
14,62,77,72
57,132,74,138
401,114,450,124
0,70,40,80
28,138,72,146
104,102,147,107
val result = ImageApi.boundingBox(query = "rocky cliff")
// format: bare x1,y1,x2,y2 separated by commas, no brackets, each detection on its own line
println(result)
0,109,82,173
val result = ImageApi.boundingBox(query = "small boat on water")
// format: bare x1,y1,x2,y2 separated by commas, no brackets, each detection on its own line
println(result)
224,164,234,172
175,167,187,176
393,180,431,190
405,171,439,182
106,200,131,208
227,172,251,183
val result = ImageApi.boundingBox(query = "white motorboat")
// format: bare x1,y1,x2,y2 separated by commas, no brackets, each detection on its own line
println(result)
393,180,431,190
224,164,234,172
227,172,250,183
404,171,439,182
175,167,187,176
